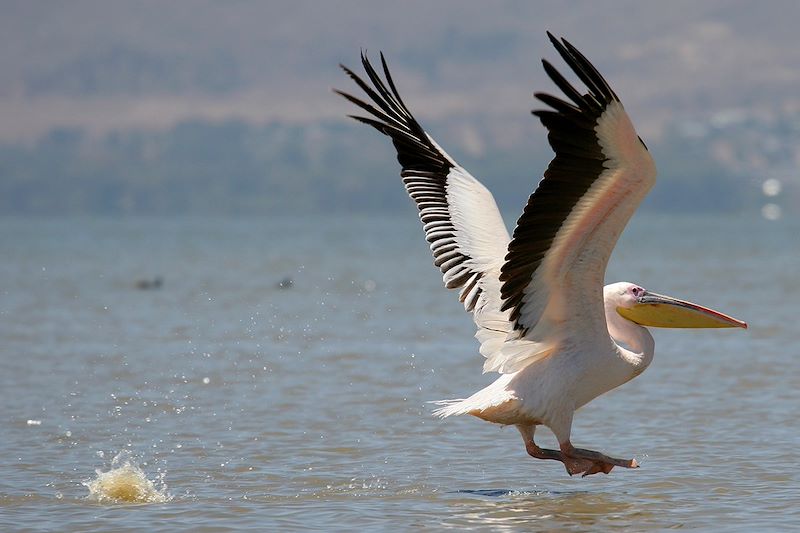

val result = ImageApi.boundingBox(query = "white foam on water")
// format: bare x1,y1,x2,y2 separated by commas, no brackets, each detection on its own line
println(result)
84,452,171,504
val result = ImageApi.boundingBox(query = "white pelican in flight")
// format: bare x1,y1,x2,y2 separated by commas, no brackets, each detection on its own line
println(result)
337,33,747,477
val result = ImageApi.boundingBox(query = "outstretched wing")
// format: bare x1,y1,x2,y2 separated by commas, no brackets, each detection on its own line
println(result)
336,52,513,358
487,33,657,373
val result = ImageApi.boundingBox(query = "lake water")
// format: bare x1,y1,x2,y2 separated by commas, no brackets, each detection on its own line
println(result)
0,213,798,531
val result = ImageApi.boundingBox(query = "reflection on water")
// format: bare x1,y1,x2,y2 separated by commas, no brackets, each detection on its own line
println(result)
446,490,644,530
0,214,798,530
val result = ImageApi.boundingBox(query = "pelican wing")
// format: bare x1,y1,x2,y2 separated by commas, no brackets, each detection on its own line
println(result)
489,33,657,373
337,53,513,357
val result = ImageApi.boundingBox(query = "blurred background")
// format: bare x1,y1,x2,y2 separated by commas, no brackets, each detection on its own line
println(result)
2,0,800,218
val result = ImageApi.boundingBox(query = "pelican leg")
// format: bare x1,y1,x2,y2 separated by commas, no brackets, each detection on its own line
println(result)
525,441,564,462
560,441,638,477
518,426,637,477
518,424,566,463
520,430,599,475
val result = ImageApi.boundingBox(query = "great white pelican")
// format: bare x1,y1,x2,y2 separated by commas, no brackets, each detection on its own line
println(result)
336,33,747,477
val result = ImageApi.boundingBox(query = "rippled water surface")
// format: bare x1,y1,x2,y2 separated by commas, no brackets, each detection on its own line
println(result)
1,214,798,531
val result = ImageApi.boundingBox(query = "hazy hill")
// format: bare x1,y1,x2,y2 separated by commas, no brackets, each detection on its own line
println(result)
1,1,799,214
5,1,800,139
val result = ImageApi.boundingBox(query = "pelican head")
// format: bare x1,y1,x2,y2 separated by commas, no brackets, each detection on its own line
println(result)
606,282,747,329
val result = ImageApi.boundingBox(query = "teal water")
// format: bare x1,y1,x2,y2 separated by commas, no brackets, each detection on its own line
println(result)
0,213,797,531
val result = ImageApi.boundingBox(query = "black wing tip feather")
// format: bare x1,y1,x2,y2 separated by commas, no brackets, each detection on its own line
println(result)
337,50,453,173
538,33,619,114
337,51,411,127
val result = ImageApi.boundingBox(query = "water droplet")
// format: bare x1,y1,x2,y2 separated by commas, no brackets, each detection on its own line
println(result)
762,178,782,197
762,203,782,220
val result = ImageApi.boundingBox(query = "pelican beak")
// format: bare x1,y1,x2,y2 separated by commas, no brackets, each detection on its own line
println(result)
617,291,748,329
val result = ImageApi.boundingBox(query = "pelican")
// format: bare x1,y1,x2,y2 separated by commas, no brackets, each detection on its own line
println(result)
336,33,747,477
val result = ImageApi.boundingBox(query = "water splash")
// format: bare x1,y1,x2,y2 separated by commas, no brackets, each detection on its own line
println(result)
84,452,170,504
